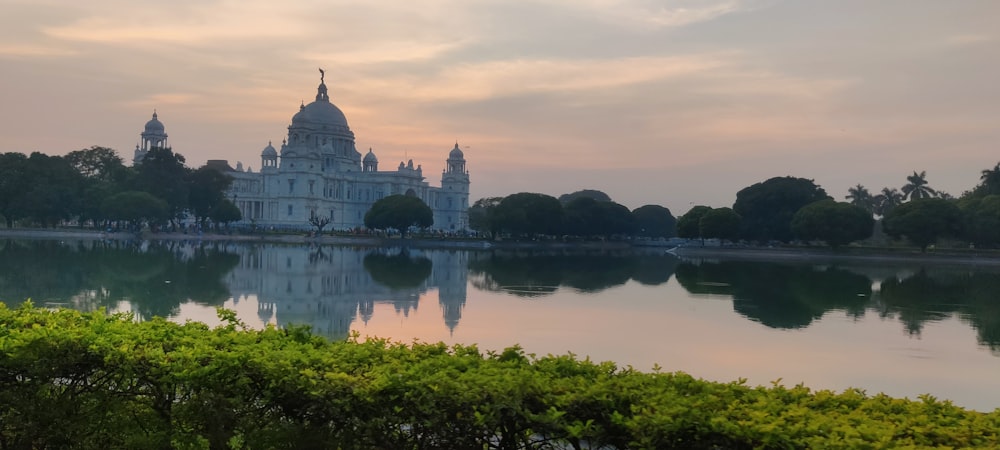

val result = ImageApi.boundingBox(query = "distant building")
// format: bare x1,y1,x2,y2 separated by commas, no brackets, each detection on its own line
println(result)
132,110,168,165
134,73,471,231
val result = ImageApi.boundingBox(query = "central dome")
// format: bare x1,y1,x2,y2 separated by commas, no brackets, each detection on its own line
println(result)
290,81,350,131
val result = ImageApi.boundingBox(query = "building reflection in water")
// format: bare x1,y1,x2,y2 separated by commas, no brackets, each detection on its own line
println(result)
223,244,468,339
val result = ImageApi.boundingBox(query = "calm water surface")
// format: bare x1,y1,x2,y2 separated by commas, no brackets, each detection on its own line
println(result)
2,239,999,411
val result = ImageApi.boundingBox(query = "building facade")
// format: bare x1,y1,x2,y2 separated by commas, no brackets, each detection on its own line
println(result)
231,75,470,231
137,74,471,231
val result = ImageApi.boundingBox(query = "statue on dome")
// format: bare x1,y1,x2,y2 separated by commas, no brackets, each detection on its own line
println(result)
319,68,325,83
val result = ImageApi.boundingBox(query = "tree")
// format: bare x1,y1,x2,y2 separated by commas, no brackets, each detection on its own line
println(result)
308,215,332,236
210,200,242,231
16,153,83,227
562,198,637,239
0,153,28,228
468,197,503,239
791,200,874,248
676,205,712,239
845,184,874,214
188,166,234,227
557,189,612,205
364,194,433,238
901,170,937,201
494,193,563,237
132,147,190,225
632,205,676,238
64,147,131,228
971,162,1000,197
958,195,1000,248
101,191,169,228
883,198,962,251
65,146,127,182
733,176,831,242
699,208,741,242
873,187,904,217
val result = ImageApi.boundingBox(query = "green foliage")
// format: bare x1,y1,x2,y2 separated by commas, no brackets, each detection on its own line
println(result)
364,194,433,238
973,162,1000,197
845,184,874,213
960,195,1000,247
0,152,29,227
468,196,503,239
902,170,937,201
188,166,234,226
13,153,84,227
699,207,741,242
791,200,874,248
2,303,999,449
873,187,904,217
557,189,612,204
883,198,963,251
676,205,712,239
101,190,170,227
494,192,564,238
133,147,191,223
209,200,242,229
563,198,637,238
632,204,676,238
733,176,831,242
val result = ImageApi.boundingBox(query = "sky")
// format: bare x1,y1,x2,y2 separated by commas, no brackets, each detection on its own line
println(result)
1,0,998,214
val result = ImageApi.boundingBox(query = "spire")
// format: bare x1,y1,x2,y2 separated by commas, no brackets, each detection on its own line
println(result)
152,109,157,119
316,69,329,102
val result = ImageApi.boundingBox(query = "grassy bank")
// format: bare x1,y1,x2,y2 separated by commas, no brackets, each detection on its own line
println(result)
2,303,998,449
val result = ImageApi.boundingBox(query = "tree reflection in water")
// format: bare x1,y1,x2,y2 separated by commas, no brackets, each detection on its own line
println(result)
0,239,239,320
674,259,1000,354
363,250,433,290
467,250,678,297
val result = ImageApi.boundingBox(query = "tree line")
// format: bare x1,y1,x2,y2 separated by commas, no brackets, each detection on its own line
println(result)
674,164,1000,250
467,190,677,240
0,147,240,231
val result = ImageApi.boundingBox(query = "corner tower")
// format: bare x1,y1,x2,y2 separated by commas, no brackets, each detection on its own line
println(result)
440,143,470,230
134,110,168,165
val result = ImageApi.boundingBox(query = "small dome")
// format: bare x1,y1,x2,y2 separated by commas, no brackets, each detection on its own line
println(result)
363,148,378,162
144,111,165,133
449,142,464,159
261,141,278,157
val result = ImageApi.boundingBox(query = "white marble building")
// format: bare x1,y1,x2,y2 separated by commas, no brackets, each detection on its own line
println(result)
223,73,470,231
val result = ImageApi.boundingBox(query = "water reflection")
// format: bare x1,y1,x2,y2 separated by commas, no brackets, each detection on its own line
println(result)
2,239,999,355
674,259,1000,353
467,250,678,297
878,269,1000,352
675,261,870,329
224,245,467,339
0,239,237,320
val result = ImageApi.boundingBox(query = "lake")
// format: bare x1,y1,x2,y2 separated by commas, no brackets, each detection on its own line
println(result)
2,238,999,412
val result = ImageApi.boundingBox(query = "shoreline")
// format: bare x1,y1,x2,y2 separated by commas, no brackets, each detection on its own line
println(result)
673,245,1000,267
4,228,1000,265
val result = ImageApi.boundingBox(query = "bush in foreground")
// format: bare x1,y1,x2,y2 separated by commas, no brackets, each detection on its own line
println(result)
1,303,998,449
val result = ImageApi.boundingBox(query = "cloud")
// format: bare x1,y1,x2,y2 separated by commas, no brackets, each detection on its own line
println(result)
564,0,770,29
0,43,78,58
944,34,994,47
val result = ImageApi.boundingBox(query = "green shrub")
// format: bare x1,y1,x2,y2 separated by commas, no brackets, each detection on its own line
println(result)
1,302,998,449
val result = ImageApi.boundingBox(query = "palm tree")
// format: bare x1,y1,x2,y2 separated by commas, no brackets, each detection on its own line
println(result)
845,184,874,213
978,162,1000,196
873,187,903,217
901,170,937,201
